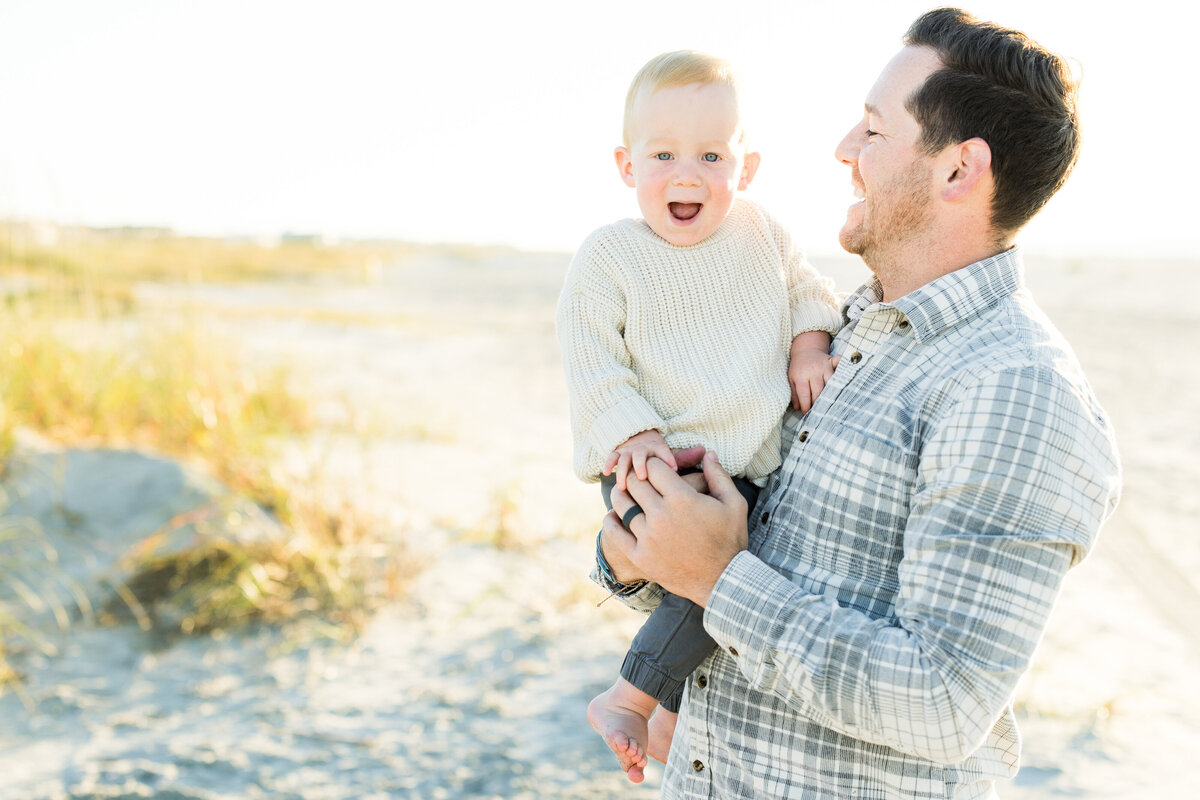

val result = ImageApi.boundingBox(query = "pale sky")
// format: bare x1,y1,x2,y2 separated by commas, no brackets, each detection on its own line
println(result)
1,0,1195,257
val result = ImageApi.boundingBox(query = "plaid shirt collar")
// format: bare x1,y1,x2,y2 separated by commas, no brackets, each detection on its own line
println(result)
842,247,1024,343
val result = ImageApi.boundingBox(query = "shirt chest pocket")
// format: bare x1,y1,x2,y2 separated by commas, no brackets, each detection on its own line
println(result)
822,417,919,526
757,417,921,616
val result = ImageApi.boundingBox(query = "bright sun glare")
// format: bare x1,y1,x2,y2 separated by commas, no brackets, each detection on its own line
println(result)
0,0,1195,258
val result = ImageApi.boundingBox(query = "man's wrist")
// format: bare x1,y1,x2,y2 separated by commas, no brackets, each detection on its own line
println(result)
691,546,747,608
595,531,645,596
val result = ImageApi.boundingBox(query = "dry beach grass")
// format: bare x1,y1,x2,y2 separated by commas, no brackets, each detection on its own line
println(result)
0,225,1196,798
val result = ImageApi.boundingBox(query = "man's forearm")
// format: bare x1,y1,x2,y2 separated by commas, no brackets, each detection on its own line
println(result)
703,543,1075,764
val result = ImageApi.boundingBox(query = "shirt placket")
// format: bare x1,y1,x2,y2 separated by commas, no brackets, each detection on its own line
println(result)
764,306,893,528
679,651,716,797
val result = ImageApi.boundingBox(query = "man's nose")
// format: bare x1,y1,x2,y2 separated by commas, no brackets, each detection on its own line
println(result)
835,126,860,167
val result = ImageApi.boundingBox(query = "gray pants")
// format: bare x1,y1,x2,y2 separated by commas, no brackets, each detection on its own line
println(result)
600,470,759,712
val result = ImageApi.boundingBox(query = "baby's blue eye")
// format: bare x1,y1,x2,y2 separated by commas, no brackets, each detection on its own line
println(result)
703,153,720,162
655,152,672,160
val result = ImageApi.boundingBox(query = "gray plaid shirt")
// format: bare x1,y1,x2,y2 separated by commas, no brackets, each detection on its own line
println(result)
605,249,1121,798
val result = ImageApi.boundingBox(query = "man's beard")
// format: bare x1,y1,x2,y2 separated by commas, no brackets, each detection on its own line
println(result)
839,159,933,268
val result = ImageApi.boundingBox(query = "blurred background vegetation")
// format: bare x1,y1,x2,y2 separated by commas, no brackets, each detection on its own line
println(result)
0,222,428,687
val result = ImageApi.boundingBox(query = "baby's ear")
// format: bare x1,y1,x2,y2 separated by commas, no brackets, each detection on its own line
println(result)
738,151,762,190
614,147,636,188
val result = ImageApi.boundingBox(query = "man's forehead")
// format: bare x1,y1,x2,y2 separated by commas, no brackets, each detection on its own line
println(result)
867,46,941,109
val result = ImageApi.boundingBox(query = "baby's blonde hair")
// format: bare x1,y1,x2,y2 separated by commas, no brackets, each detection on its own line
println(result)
622,50,744,147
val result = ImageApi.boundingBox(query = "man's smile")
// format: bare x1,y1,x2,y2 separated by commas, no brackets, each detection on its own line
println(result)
850,169,867,207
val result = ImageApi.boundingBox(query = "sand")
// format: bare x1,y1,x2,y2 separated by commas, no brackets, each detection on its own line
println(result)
0,248,1196,798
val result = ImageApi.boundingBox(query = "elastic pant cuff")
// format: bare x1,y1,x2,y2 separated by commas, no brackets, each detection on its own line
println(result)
620,650,685,708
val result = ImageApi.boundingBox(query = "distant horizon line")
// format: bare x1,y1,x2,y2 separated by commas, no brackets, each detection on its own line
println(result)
2,216,1195,263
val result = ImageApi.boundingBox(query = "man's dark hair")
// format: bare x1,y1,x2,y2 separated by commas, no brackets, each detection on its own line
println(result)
904,7,1080,235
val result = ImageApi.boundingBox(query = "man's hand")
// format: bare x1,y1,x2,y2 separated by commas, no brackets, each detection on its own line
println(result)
597,445,707,586
789,331,840,413
603,430,677,491
604,451,749,607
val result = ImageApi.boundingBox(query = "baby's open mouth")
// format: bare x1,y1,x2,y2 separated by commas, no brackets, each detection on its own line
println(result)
669,202,702,221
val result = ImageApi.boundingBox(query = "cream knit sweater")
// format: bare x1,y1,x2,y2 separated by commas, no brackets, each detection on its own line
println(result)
556,199,842,484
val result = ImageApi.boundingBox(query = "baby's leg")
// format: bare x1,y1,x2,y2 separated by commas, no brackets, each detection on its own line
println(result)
647,705,679,765
587,676,656,783
588,475,757,779
588,592,711,781
622,591,714,703
592,474,655,781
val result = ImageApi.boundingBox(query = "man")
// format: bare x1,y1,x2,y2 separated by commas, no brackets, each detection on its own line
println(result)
594,7,1122,799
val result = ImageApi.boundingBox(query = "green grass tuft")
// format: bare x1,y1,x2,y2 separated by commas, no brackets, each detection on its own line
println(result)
0,224,428,683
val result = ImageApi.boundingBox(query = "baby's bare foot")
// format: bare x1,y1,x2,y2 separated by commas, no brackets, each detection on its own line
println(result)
587,680,655,783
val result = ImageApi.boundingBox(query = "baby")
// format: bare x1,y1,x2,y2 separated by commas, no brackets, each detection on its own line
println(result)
555,50,841,782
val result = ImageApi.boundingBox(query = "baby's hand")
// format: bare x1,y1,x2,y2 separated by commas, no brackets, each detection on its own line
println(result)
603,430,677,491
789,345,841,414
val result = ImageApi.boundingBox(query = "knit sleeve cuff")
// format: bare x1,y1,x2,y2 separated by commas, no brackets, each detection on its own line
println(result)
791,299,844,338
588,393,666,456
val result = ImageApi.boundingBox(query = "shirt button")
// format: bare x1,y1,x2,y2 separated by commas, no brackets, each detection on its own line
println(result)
798,430,809,442
696,675,708,689
849,351,862,364
692,760,705,772
728,646,739,656
898,319,910,329
760,512,769,525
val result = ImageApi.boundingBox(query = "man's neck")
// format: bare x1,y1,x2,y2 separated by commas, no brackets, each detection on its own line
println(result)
871,232,1012,303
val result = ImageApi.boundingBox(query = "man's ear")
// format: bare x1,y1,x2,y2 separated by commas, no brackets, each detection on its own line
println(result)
940,138,991,201
738,151,762,190
614,147,636,188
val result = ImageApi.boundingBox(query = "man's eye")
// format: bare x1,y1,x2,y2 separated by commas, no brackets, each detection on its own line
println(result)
654,153,672,160
865,129,879,137
702,153,720,162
